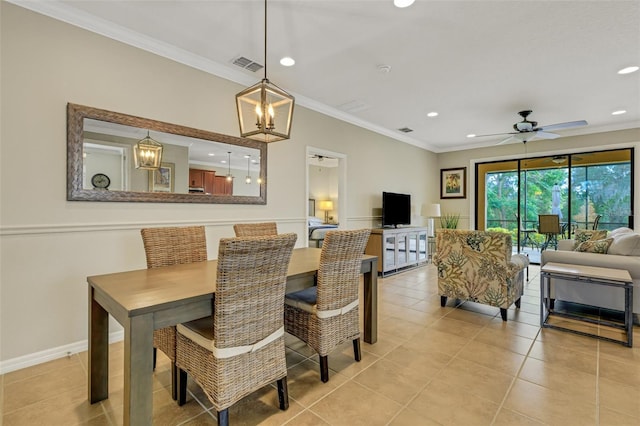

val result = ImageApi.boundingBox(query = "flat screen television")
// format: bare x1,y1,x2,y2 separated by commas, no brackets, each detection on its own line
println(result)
382,191,411,228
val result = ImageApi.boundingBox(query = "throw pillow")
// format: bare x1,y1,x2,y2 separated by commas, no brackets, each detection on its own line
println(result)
574,238,613,254
609,227,634,238
308,217,323,226
573,229,608,249
608,232,640,256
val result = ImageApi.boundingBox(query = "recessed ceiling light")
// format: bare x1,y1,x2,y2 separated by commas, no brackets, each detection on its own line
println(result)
618,66,639,75
394,0,415,8
221,160,227,164
208,153,215,156
612,110,627,115
427,112,438,117
467,134,476,138
280,57,295,67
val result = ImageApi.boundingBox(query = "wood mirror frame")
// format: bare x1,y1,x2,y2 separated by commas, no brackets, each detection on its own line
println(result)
67,103,267,204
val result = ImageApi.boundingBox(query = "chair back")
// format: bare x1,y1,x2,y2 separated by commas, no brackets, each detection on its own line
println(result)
214,233,297,349
233,222,278,237
592,214,602,230
316,229,371,311
140,226,207,268
538,214,561,234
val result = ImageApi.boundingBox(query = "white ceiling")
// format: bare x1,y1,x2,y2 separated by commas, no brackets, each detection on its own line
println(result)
13,0,640,153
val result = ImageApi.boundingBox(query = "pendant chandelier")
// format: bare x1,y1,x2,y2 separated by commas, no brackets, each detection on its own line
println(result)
236,0,294,142
133,130,163,170
225,152,234,182
245,156,252,184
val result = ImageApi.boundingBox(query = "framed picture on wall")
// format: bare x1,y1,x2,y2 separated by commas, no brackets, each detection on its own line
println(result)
440,167,466,199
149,162,175,192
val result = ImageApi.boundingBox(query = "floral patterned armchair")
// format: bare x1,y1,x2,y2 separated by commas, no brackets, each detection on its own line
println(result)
434,230,529,321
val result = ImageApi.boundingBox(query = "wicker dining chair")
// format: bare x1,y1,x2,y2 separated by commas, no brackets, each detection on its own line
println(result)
233,222,278,237
140,225,207,400
176,233,297,426
284,229,371,383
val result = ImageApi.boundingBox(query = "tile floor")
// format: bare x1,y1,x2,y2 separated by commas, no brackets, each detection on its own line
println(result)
2,264,639,425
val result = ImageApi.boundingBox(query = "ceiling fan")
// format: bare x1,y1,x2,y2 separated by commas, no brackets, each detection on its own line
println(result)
476,110,588,144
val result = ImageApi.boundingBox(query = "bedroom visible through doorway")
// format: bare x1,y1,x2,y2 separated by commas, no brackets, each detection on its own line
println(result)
306,147,346,247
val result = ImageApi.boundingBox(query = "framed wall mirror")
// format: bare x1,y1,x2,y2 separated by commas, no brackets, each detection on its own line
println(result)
67,103,267,204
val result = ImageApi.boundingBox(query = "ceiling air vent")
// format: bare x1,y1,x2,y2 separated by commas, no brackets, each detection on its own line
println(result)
338,100,370,113
232,56,264,72
397,127,414,133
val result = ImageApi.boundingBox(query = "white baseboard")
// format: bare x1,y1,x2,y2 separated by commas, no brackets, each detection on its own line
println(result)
0,330,124,375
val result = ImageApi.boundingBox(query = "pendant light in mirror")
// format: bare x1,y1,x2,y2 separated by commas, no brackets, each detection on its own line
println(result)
236,0,294,142
134,130,163,170
245,155,252,184
225,152,233,182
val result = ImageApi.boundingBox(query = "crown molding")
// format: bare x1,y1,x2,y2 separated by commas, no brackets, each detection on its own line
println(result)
8,1,436,152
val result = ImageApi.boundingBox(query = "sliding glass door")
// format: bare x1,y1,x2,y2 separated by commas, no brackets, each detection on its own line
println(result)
477,148,633,262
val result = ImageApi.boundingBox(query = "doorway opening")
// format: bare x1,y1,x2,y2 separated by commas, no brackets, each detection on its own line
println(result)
306,147,347,247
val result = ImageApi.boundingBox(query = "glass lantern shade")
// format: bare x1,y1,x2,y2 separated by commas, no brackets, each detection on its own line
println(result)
134,134,163,170
236,79,294,142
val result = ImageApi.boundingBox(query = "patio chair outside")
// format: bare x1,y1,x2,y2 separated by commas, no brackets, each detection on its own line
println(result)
538,214,561,251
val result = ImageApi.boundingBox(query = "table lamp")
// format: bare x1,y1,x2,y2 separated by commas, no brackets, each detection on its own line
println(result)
319,200,334,223
421,203,441,237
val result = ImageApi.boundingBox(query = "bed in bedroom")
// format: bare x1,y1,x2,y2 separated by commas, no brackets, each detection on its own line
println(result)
308,198,338,247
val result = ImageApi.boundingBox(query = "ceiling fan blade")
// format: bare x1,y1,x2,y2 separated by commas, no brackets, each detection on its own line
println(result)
474,131,518,138
535,131,560,140
497,132,538,145
538,120,588,132
496,136,535,145
496,135,519,145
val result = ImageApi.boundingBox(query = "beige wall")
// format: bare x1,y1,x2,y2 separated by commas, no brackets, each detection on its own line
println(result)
0,4,437,368
436,129,640,230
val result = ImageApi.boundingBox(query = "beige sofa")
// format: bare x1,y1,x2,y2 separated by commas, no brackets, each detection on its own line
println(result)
540,227,640,323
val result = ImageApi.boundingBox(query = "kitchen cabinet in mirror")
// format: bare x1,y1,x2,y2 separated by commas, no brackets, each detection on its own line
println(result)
67,103,267,204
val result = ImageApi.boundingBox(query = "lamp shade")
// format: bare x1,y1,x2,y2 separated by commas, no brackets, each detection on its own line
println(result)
421,203,441,217
319,200,334,211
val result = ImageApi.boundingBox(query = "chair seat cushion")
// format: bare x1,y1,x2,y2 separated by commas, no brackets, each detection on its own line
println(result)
177,316,214,349
177,316,284,358
284,287,317,314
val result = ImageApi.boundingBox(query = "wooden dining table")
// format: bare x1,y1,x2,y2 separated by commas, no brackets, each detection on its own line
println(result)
87,247,378,425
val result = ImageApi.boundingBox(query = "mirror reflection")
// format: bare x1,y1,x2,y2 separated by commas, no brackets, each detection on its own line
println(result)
67,104,267,204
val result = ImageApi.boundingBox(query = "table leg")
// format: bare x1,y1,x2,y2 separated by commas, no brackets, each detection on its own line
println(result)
625,285,633,347
540,273,547,327
363,258,378,344
88,286,109,403
123,313,154,426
